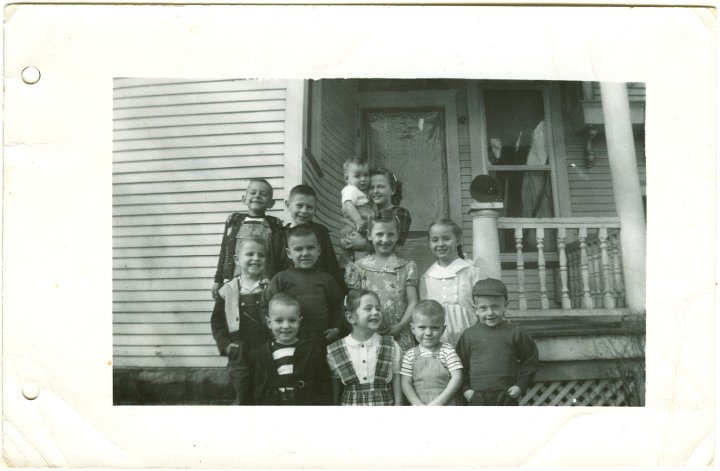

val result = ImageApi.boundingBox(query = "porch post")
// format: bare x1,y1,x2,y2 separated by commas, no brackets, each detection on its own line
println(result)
469,202,503,279
599,82,646,314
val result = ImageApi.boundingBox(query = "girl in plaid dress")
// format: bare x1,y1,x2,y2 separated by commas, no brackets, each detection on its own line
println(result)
326,290,403,406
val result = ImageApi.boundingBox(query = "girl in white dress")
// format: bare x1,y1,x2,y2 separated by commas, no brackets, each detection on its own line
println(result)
419,219,488,347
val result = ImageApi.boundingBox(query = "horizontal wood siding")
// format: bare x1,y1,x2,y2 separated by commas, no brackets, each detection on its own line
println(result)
456,84,474,260
590,82,646,101
565,126,646,217
304,80,356,254
113,78,291,368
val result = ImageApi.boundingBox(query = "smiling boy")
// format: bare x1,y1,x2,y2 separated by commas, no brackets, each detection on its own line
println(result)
212,178,284,299
272,185,345,292
210,236,271,405
254,293,331,405
455,278,539,406
400,300,463,406
261,226,345,344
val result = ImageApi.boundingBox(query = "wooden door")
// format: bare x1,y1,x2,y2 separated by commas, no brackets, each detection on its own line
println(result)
357,91,461,276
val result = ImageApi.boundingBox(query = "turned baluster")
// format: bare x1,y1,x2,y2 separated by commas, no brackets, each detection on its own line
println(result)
557,227,571,309
537,227,549,310
599,226,615,308
611,231,625,307
571,244,581,308
590,239,602,305
579,227,594,308
569,249,579,308
515,227,527,310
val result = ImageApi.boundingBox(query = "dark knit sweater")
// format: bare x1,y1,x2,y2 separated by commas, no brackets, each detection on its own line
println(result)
260,267,344,341
272,222,346,293
455,320,539,393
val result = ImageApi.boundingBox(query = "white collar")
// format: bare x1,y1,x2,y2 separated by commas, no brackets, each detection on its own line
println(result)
426,258,472,278
345,332,381,347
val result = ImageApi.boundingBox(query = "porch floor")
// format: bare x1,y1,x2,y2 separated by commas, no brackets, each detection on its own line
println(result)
507,309,644,337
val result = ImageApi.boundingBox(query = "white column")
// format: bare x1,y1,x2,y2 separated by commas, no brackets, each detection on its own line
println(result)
600,82,646,314
469,201,503,279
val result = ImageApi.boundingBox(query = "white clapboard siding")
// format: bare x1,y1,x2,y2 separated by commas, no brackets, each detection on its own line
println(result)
113,143,286,162
113,78,304,369
113,178,284,196
114,312,210,326
113,267,216,280
115,334,215,346
114,224,224,238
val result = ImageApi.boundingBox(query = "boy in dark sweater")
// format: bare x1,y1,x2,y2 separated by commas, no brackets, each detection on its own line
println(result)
261,226,345,345
456,278,539,406
272,185,346,292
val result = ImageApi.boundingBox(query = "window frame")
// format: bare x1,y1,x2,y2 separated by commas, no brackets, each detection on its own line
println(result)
467,80,572,217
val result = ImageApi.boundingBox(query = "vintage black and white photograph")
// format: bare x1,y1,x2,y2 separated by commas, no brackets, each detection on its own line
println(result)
4,4,714,467
112,79,647,407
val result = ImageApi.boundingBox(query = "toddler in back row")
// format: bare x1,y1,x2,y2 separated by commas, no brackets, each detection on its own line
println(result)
340,158,374,263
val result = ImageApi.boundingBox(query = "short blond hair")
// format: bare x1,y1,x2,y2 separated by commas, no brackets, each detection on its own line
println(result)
411,300,446,323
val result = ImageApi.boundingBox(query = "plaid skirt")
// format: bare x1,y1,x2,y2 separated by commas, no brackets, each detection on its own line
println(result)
341,382,394,406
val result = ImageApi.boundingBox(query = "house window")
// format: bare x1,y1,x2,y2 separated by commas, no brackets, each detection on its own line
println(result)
469,82,569,254
484,89,555,219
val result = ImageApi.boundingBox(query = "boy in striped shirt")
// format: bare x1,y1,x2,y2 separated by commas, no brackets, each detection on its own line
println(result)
254,293,331,405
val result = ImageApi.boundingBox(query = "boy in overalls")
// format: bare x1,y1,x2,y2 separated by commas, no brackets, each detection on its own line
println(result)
400,300,463,406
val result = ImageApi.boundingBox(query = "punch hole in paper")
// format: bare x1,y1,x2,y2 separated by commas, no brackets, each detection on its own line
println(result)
21,66,41,85
22,383,40,400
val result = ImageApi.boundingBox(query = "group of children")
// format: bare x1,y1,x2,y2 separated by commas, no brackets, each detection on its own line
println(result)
210,158,539,406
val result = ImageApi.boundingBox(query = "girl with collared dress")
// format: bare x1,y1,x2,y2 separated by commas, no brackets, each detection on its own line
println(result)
419,219,488,347
344,210,418,352
327,289,403,406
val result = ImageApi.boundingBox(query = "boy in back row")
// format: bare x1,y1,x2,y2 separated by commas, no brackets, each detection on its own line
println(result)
212,179,284,299
212,180,344,300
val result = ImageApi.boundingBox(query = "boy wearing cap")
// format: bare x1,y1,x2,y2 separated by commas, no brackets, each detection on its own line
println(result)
455,278,539,406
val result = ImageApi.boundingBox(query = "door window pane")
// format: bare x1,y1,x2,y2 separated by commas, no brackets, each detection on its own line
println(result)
364,109,447,230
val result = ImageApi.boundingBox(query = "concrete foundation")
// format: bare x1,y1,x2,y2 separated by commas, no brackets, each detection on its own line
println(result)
114,367,234,405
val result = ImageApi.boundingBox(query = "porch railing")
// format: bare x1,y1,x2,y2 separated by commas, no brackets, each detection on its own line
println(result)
496,217,624,311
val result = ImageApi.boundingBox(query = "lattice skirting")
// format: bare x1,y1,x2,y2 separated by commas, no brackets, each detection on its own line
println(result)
520,378,636,406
